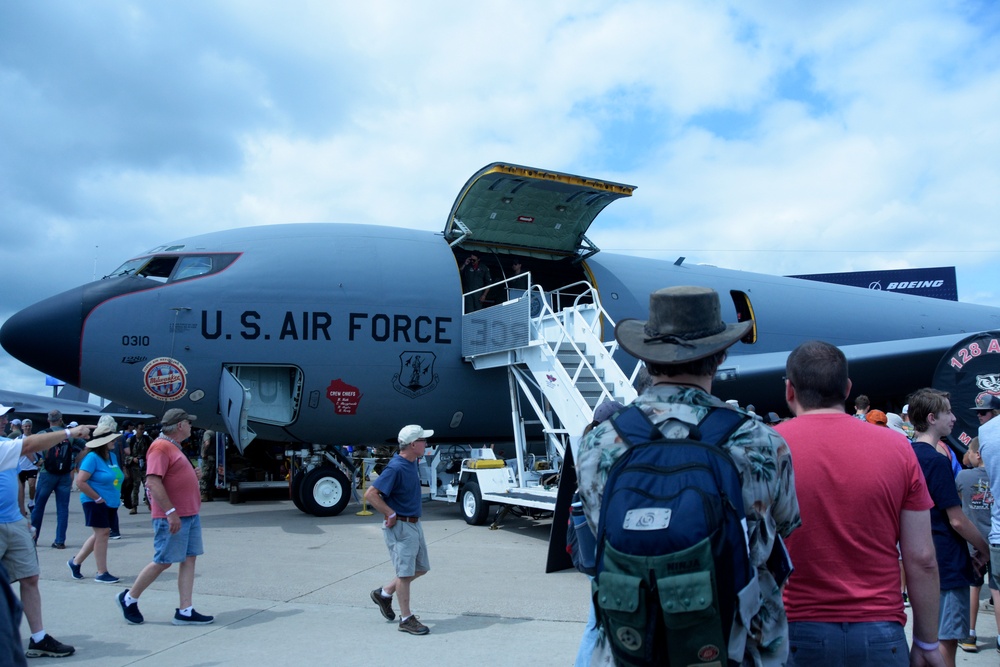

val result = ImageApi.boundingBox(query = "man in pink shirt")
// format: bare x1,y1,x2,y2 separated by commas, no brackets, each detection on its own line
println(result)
775,341,943,666
115,409,212,626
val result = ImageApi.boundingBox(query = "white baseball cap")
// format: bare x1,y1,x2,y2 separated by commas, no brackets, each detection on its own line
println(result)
397,425,433,447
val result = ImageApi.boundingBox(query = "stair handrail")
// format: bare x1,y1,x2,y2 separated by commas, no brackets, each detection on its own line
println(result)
529,281,637,409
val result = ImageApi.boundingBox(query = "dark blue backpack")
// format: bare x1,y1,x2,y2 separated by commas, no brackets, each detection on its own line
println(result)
592,405,752,667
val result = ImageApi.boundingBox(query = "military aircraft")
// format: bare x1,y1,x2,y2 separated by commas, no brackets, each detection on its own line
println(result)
3,162,1000,517
0,387,152,426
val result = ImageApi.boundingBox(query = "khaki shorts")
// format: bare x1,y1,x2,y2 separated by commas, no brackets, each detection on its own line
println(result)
0,518,39,582
382,521,430,578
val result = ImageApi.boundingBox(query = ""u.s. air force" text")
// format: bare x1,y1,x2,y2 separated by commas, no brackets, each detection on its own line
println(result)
200,310,452,344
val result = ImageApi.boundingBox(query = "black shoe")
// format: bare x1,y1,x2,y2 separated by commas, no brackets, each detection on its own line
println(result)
51,542,65,550
117,589,144,625
25,634,75,658
370,587,395,620
172,608,214,625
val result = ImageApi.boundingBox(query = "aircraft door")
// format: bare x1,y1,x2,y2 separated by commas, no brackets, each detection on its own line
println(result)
220,368,257,454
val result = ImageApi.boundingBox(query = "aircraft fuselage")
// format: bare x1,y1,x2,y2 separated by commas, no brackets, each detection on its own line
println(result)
3,223,1000,448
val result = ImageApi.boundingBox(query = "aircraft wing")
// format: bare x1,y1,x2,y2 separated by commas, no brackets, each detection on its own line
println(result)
0,388,153,424
715,332,974,417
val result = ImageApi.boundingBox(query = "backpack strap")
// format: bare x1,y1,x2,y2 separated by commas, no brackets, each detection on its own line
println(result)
609,405,663,447
694,407,748,447
610,404,748,448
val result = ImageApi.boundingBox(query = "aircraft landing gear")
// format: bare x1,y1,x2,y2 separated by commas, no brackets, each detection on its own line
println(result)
299,466,351,517
289,470,308,513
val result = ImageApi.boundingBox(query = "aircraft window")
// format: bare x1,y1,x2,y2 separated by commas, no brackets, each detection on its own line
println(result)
172,256,214,281
104,256,175,282
106,254,239,283
140,256,179,283
729,290,757,344
106,258,147,278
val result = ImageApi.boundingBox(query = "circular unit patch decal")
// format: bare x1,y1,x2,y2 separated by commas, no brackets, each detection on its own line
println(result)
142,357,188,401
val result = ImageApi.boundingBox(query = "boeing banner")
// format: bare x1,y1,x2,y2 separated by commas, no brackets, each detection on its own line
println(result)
788,266,958,301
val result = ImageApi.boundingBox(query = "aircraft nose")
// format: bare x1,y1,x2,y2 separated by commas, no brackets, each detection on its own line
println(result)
1,284,93,386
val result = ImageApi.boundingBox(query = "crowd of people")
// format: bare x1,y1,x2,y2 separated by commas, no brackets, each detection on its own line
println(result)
1,406,215,662
563,287,1000,666
4,283,1000,665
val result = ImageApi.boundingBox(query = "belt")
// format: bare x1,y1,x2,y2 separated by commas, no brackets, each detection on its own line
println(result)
396,516,420,523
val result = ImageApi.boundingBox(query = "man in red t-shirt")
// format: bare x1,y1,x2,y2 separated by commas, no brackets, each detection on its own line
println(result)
115,409,212,627
775,341,943,667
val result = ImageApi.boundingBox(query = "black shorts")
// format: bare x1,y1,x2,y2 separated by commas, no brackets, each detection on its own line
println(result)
82,501,114,529
17,470,38,482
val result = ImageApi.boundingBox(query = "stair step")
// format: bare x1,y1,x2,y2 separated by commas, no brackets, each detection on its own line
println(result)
577,379,614,391
556,353,597,366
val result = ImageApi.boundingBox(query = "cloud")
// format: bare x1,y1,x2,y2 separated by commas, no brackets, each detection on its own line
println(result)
1,1,999,395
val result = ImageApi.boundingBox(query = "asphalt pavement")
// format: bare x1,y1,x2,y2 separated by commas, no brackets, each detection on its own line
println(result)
17,493,1000,666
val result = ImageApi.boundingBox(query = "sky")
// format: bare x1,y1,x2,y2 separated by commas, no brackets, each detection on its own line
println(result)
1,1,999,397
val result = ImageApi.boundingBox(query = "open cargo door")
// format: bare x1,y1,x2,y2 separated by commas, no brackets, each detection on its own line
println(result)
220,367,257,454
444,163,635,262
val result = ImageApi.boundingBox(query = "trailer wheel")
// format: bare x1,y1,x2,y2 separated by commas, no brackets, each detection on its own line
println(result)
290,470,308,513
460,481,490,525
300,466,351,517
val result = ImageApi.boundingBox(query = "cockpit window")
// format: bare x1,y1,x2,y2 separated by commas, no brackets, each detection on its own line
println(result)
142,256,180,282
105,253,239,283
106,258,147,278
173,256,214,281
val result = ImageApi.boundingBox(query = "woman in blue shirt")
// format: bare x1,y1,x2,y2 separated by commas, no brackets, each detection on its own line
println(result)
67,419,124,584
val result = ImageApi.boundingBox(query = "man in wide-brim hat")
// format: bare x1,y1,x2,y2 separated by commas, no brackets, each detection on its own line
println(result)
614,285,752,366
574,286,801,667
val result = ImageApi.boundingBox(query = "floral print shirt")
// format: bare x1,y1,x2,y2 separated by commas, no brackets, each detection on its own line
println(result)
576,384,801,667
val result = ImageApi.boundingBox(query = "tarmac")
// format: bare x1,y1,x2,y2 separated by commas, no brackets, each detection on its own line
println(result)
17,492,1000,666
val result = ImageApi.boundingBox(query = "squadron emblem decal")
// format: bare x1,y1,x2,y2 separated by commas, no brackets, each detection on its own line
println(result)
142,357,188,401
392,351,439,398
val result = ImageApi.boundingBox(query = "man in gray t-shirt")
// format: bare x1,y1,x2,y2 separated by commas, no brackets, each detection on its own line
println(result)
957,436,1000,650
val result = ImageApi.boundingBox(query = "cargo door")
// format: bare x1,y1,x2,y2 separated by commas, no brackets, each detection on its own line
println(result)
444,163,635,261
220,367,257,454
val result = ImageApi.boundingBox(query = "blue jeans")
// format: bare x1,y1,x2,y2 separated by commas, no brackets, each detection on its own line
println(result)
788,621,908,667
31,471,72,545
575,578,598,667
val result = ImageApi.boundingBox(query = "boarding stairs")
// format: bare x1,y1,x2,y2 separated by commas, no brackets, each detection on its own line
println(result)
461,275,638,508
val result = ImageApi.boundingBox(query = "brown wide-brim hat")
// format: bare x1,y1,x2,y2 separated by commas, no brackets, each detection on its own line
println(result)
615,286,752,364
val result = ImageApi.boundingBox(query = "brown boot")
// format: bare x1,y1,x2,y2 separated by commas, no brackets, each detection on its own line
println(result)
129,508,138,515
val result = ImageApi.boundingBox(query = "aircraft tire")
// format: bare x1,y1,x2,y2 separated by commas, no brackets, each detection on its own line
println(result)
301,466,351,517
460,481,490,525
290,470,308,513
